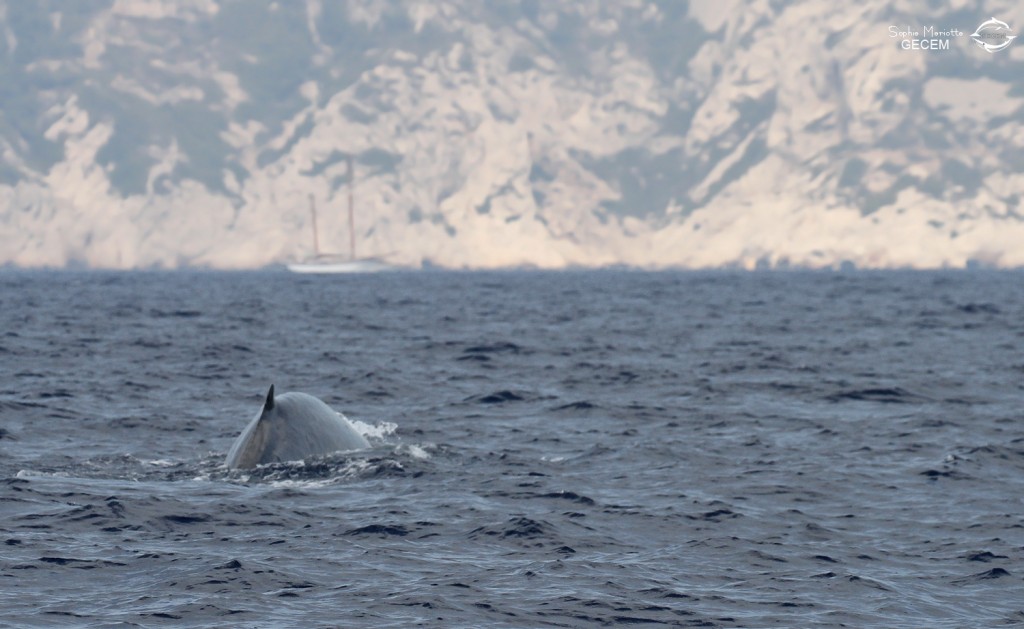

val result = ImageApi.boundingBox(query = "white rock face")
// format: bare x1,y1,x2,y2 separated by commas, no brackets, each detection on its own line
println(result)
0,0,1021,269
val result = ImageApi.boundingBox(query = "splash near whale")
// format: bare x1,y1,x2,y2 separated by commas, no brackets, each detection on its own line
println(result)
226,385,371,470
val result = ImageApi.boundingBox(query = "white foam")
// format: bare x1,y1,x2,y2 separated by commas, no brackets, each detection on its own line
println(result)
400,444,431,460
16,469,69,478
268,477,337,489
342,414,398,441
143,459,176,467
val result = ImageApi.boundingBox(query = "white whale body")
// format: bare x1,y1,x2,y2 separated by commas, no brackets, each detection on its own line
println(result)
226,385,370,469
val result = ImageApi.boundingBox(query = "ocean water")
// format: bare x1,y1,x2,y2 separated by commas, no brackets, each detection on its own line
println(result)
0,270,1022,628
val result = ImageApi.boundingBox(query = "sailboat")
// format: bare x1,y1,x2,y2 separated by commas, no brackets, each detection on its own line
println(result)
287,157,394,274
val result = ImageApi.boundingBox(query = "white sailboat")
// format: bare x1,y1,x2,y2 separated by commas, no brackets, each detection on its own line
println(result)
287,157,394,274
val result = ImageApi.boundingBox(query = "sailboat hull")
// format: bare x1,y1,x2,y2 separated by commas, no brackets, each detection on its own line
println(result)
287,259,394,274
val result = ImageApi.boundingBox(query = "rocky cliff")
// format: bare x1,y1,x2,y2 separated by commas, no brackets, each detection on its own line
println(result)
1,0,1021,269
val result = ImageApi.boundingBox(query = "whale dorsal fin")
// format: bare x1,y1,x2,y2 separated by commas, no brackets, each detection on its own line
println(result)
264,384,275,411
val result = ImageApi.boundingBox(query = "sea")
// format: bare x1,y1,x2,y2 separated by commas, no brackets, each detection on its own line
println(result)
0,269,1021,628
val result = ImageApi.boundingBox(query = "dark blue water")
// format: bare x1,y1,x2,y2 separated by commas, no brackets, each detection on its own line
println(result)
1,270,1022,627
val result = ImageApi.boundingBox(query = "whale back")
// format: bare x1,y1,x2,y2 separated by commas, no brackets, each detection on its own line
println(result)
226,386,370,469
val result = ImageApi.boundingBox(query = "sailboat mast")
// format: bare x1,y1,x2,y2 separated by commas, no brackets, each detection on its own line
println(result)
347,155,356,261
308,194,320,257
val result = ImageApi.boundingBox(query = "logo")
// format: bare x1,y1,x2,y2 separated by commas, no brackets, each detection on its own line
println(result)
888,25,961,50
971,17,1016,53
888,17,1015,54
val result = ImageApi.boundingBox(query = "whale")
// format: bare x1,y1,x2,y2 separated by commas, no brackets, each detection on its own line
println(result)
226,385,371,469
